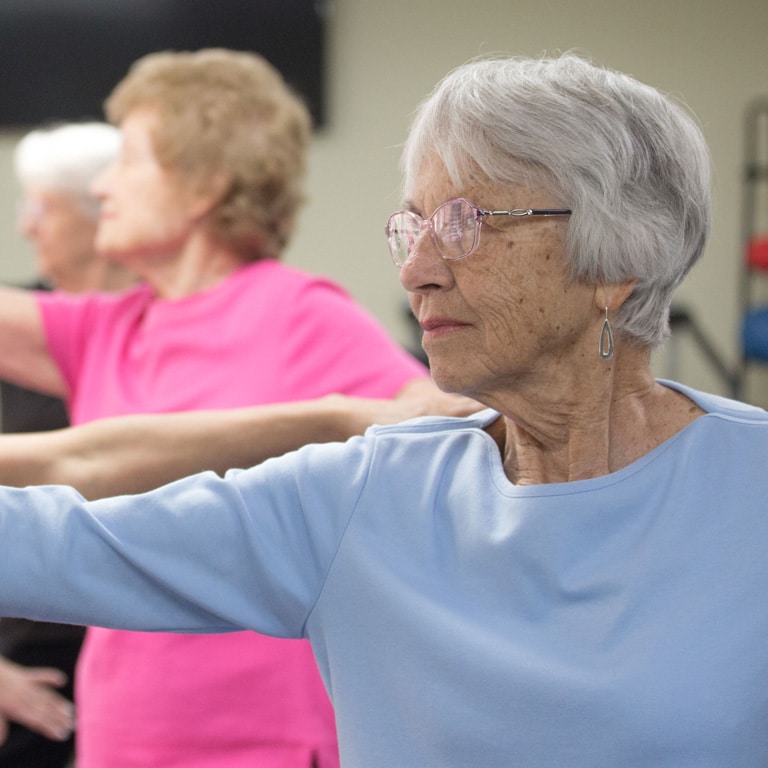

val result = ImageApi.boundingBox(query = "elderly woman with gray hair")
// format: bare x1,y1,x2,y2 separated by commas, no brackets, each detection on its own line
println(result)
14,122,135,293
0,53,766,767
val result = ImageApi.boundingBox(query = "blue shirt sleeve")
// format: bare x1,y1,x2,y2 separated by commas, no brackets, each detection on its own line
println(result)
0,437,373,638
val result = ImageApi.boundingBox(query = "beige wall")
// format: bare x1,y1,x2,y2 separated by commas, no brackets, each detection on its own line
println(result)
1,0,766,401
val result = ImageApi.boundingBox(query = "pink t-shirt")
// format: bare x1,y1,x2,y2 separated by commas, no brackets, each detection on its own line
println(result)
37,259,427,768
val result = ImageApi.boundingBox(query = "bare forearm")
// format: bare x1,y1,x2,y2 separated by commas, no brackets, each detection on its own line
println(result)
0,381,481,500
0,398,352,499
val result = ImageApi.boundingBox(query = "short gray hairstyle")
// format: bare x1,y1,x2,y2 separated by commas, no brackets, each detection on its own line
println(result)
14,122,120,220
401,53,712,347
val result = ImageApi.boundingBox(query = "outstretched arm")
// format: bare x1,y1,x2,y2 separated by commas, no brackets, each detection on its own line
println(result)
0,381,478,500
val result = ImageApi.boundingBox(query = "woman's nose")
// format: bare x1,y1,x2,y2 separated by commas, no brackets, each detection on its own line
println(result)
398,230,453,294
17,202,41,238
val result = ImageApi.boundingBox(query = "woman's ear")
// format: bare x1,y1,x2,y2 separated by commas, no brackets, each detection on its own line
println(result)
184,172,231,221
594,280,637,312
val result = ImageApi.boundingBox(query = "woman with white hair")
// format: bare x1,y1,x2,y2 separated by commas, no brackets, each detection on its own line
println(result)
14,122,134,292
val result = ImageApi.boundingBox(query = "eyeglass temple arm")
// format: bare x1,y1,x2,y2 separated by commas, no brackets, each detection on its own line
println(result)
481,208,572,217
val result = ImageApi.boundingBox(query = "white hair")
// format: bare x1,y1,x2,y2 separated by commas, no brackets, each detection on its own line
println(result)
402,53,712,348
14,123,120,218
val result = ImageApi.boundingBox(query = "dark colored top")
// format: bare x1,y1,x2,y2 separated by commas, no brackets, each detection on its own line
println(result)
0,281,83,653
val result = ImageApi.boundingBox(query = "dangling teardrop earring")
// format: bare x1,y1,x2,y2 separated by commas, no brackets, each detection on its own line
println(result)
599,306,614,360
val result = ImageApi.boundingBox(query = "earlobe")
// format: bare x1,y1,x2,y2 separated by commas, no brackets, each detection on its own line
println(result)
594,279,636,313
186,173,231,221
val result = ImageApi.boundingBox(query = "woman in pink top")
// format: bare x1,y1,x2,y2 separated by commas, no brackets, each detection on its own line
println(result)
0,49,444,768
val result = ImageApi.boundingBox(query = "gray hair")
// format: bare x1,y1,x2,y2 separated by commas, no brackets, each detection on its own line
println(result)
14,122,120,220
401,53,712,347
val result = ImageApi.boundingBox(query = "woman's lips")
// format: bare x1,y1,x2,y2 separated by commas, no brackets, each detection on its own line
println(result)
420,317,470,338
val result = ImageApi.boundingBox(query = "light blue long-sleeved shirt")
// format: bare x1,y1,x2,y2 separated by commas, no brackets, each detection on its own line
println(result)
1,380,768,767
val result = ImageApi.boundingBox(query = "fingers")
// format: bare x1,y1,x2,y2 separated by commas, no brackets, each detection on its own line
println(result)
393,378,484,418
9,684,74,741
0,661,75,741
17,691,74,741
20,667,68,689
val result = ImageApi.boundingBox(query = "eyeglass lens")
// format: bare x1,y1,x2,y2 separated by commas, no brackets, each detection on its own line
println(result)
386,198,478,266
16,198,48,222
